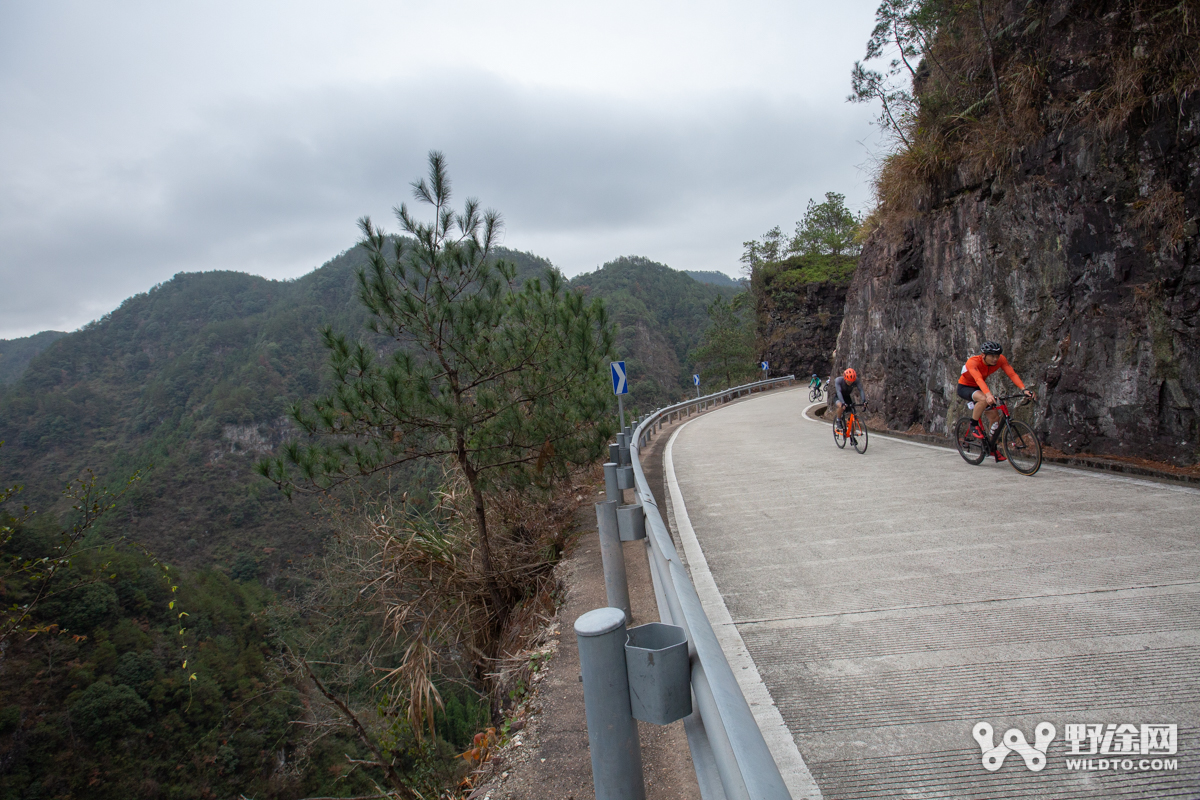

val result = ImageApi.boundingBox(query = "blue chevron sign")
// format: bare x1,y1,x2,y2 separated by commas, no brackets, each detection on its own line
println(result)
611,361,628,395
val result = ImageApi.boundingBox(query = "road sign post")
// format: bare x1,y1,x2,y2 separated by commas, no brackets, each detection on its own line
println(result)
611,361,629,431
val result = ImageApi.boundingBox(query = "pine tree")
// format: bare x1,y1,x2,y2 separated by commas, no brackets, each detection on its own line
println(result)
258,151,615,602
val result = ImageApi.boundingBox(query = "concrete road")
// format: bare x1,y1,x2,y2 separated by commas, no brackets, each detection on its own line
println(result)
666,386,1199,799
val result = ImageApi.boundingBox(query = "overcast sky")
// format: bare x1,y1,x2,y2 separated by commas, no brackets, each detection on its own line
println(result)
1,0,883,339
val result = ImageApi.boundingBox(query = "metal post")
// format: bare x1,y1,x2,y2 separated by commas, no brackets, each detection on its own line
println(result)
575,607,645,800
595,501,631,622
618,394,626,432
604,462,620,503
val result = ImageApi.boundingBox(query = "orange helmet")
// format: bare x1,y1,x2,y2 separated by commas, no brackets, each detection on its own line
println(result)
843,368,857,382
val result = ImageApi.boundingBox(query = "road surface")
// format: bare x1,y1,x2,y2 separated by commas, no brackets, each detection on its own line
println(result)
664,387,1199,799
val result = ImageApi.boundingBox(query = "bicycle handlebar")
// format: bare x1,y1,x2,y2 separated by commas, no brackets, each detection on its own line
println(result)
991,393,1033,407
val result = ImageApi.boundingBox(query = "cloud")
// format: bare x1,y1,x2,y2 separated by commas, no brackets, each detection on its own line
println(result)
0,3,881,338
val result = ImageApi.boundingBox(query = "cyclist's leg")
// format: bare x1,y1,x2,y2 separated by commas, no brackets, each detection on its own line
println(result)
971,390,987,422
834,400,846,427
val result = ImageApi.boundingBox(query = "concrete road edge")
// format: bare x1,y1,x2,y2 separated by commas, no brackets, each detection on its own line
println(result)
664,412,824,800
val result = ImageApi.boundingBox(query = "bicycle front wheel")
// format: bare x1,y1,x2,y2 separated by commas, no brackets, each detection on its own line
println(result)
1003,420,1042,475
851,415,868,453
833,418,847,448
954,417,987,465
810,388,820,401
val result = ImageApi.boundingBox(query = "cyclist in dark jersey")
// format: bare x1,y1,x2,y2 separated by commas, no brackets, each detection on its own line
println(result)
833,368,864,431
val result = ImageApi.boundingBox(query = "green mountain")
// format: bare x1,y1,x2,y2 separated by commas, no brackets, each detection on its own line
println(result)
570,256,741,411
0,247,724,573
0,245,554,574
0,330,69,386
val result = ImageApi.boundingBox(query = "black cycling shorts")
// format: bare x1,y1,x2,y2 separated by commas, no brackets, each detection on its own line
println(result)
957,384,980,402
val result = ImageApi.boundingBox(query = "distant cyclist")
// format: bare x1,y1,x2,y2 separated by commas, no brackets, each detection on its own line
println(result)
958,341,1036,462
809,373,822,391
833,368,865,431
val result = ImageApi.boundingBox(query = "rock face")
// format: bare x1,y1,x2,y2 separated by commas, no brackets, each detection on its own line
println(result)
759,281,847,383
835,96,1200,465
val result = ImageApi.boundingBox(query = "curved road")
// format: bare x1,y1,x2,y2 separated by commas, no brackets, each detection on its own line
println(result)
665,386,1199,799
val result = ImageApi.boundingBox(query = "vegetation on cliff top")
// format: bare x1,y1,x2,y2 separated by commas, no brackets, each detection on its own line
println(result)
742,191,862,305
853,0,1200,239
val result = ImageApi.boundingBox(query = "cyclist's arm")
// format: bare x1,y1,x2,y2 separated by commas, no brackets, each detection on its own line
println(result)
835,381,847,405
855,383,866,405
999,357,1027,391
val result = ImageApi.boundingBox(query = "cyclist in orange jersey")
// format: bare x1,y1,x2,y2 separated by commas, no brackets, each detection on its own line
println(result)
957,341,1036,462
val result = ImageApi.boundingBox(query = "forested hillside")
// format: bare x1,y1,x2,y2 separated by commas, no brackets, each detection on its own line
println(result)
0,330,67,386
0,249,731,575
0,230,739,799
0,246,556,574
570,256,740,410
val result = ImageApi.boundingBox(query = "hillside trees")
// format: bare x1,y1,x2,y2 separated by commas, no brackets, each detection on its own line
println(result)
690,294,758,390
0,452,144,647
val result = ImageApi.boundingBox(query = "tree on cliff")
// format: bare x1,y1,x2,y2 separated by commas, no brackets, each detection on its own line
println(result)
789,192,863,258
257,151,616,604
690,294,757,389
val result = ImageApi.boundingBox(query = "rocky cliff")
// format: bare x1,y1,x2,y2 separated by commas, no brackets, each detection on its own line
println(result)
758,280,848,382
835,1,1199,465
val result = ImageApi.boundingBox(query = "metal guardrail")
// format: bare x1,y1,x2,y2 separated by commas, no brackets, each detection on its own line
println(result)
630,376,797,800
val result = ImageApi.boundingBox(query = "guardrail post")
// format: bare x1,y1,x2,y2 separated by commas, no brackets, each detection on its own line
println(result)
576,607,645,800
617,433,631,467
595,501,632,622
603,462,620,503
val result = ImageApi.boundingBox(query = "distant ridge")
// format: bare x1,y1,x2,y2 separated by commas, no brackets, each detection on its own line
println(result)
684,270,742,288
0,330,69,386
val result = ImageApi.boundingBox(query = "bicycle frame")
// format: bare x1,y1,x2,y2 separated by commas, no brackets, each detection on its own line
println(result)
981,403,1012,453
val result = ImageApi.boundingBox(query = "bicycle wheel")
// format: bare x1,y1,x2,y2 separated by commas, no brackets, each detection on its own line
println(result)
809,388,819,401
954,417,987,465
833,417,847,448
851,415,868,453
1003,419,1042,475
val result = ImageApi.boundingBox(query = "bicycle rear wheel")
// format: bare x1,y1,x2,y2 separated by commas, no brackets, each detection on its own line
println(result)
954,417,987,465
851,415,868,453
1003,420,1042,475
833,417,847,448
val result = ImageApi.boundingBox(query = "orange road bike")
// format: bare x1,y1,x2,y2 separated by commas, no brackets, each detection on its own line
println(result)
954,393,1042,475
833,401,868,454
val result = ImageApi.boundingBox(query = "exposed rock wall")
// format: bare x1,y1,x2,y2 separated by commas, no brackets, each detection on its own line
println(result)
835,97,1200,464
759,281,847,382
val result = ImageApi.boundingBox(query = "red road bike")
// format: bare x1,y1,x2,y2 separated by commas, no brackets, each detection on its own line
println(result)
954,394,1042,475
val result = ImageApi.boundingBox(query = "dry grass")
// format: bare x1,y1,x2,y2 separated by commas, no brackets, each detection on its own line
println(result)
868,0,1200,236
1132,184,1189,250
289,461,593,749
